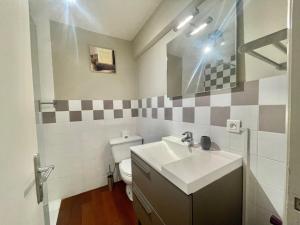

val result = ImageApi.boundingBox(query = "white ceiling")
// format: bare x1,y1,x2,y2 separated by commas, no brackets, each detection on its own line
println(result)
42,0,162,40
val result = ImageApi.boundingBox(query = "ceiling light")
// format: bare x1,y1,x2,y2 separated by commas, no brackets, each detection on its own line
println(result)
175,15,194,31
204,46,212,54
190,23,208,36
189,17,213,36
220,41,225,46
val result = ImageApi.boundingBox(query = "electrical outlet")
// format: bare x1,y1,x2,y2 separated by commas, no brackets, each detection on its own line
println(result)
226,120,241,133
295,197,300,211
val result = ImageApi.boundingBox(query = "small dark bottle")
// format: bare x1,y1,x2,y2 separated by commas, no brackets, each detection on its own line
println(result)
200,136,211,150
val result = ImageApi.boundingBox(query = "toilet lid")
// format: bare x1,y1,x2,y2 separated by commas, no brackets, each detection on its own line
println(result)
119,159,132,177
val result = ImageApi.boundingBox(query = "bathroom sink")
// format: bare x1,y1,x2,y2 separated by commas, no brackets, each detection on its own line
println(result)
130,136,242,194
130,136,194,171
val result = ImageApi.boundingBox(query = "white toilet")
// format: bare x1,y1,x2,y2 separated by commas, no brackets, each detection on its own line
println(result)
109,135,143,201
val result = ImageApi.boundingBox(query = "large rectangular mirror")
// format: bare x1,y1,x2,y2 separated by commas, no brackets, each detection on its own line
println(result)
167,0,237,97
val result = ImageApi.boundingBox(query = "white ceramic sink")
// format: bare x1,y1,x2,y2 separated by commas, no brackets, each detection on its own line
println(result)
130,136,243,195
130,136,193,171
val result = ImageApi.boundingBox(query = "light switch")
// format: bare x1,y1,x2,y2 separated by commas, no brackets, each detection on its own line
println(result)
226,120,241,133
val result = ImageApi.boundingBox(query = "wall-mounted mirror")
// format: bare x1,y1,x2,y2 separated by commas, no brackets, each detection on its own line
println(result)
167,0,237,97
89,46,116,73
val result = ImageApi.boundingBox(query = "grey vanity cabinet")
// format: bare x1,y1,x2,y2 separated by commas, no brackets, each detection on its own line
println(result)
131,152,243,225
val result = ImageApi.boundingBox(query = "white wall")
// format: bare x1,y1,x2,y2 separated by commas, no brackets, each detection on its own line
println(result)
133,0,193,56
243,0,288,81
50,21,138,100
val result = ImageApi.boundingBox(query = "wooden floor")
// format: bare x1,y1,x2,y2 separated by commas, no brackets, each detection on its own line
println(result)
56,182,138,225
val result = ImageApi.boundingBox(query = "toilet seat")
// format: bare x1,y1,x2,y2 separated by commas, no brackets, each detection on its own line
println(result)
119,159,133,201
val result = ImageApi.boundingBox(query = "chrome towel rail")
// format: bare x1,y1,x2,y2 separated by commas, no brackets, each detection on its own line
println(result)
238,28,287,70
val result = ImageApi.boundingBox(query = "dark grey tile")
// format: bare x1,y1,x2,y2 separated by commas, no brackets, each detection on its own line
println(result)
123,100,131,109
211,107,230,127
114,109,123,119
55,100,69,111
131,109,139,117
173,98,182,107
103,100,113,109
217,72,223,78
182,107,195,123
231,80,259,105
147,98,152,108
142,108,147,118
164,108,172,120
81,100,93,110
93,110,104,120
195,94,210,106
42,112,56,123
259,105,286,133
138,99,142,108
158,96,164,108
69,111,82,122
152,108,158,119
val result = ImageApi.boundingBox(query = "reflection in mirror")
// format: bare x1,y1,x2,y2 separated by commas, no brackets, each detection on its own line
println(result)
167,0,237,97
89,46,116,73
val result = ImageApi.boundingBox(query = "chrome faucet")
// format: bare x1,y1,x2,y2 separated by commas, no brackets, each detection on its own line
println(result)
181,131,194,147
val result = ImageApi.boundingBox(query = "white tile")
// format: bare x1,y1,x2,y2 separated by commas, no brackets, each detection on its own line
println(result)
258,131,287,162
55,111,70,123
147,108,152,118
182,97,195,107
157,108,164,120
92,100,103,110
82,111,93,121
257,156,286,190
249,153,257,176
113,100,123,109
249,130,258,155
104,110,114,120
195,107,210,125
164,96,173,108
131,100,138,108
259,74,288,105
210,92,231,106
229,132,246,155
230,105,259,130
123,109,131,118
210,126,230,150
142,98,147,108
151,97,158,108
69,100,81,111
173,107,183,122
256,183,285,217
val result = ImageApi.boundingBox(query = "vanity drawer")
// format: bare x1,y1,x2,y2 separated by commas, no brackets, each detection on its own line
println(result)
133,184,165,225
132,153,153,203
132,152,192,225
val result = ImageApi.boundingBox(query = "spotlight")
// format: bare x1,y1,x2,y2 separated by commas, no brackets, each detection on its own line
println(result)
175,15,194,31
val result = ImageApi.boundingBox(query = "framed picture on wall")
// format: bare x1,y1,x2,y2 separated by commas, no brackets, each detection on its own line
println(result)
89,46,116,73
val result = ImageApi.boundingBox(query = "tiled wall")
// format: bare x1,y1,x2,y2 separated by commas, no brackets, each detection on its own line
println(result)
41,75,287,225
39,100,138,200
40,99,140,123
136,74,288,224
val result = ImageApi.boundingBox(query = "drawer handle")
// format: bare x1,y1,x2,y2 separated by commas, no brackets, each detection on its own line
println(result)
133,158,151,175
133,184,152,214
